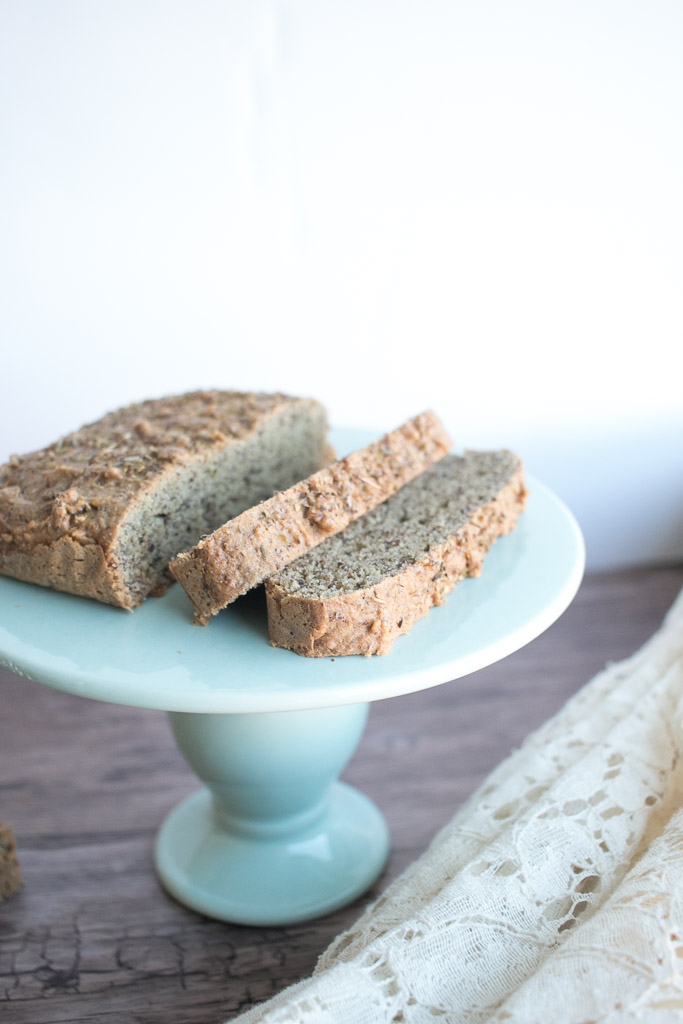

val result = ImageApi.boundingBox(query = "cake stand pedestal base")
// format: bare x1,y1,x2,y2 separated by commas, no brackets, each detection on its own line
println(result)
155,703,389,925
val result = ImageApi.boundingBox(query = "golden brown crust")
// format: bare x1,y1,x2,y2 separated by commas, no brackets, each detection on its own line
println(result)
170,412,452,623
0,536,132,606
0,391,320,607
0,822,22,902
265,467,527,656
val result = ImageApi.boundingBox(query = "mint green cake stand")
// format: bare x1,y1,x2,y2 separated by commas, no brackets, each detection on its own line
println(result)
0,430,584,926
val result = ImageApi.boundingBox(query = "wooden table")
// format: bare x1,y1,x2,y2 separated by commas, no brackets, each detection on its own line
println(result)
1,565,682,1024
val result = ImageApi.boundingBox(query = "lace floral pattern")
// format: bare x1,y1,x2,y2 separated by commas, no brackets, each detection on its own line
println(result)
233,591,683,1023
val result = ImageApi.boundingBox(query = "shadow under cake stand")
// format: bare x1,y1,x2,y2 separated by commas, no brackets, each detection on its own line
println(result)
0,443,584,926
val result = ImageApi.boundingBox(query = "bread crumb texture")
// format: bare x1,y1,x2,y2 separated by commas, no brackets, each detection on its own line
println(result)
170,411,451,622
0,821,22,902
266,450,527,656
0,391,330,608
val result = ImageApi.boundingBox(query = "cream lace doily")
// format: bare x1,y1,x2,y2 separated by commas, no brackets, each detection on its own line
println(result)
232,588,683,1023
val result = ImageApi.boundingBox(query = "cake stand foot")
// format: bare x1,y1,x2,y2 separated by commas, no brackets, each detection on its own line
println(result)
155,703,389,925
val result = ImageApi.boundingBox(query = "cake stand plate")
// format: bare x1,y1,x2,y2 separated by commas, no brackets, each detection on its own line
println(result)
0,430,584,925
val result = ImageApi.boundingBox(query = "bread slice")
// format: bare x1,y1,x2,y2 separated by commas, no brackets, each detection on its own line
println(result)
170,412,451,623
266,449,527,656
0,391,331,609
0,822,22,902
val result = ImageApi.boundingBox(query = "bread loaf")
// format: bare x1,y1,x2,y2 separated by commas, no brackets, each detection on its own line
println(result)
0,391,330,608
266,449,527,656
170,412,451,623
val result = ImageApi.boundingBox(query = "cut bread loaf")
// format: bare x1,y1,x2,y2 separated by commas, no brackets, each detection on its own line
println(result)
0,391,331,608
0,822,22,902
170,412,451,623
266,449,527,656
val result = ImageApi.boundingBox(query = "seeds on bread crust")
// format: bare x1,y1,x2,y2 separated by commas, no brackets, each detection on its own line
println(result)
0,391,331,608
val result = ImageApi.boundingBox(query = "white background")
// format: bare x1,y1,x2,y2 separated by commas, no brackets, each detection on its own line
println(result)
1,1,682,569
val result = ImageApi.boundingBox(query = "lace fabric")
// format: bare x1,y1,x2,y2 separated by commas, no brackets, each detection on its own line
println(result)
232,590,683,1023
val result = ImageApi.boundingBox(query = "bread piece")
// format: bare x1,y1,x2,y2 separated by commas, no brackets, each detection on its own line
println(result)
0,822,22,902
170,412,451,623
0,391,331,609
266,449,527,656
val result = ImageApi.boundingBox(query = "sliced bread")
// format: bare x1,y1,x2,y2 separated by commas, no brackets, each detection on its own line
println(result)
0,391,331,608
170,412,451,623
266,449,527,656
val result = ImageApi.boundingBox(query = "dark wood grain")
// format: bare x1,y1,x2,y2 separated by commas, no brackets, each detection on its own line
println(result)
1,565,682,1023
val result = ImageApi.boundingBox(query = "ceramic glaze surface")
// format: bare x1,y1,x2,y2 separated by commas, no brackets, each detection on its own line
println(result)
156,783,389,925
156,702,389,925
0,429,585,713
